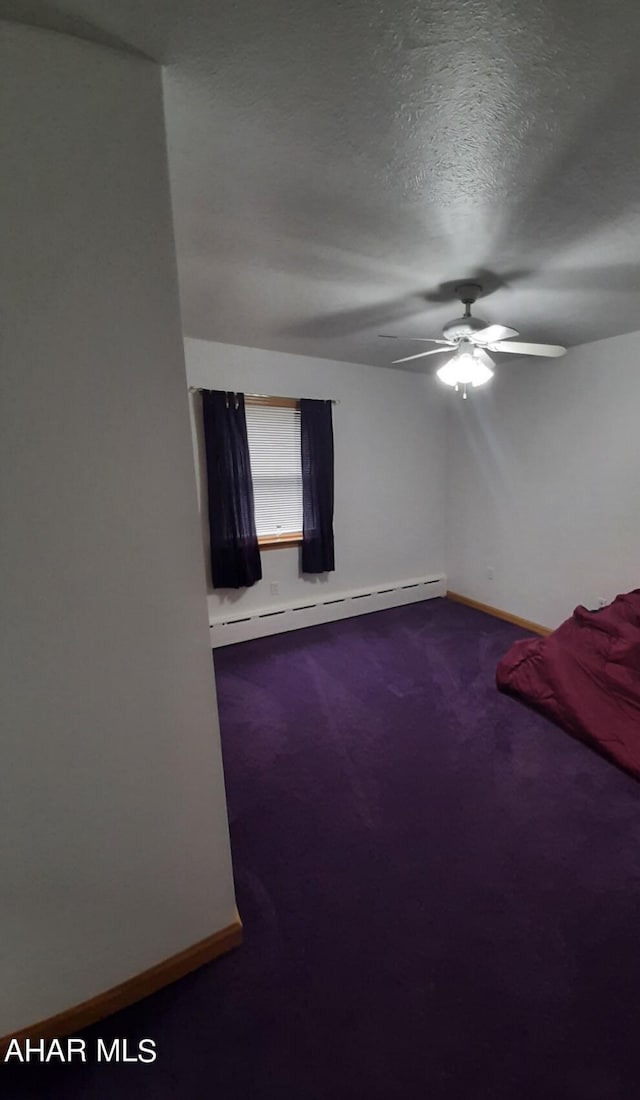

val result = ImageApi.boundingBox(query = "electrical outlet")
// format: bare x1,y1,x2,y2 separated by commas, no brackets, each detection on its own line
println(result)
487,567,494,581
270,581,280,597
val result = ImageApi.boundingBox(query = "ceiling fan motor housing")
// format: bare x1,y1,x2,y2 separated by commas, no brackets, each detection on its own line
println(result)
442,314,487,342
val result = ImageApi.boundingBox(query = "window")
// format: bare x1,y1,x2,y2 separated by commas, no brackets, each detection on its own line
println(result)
245,397,303,548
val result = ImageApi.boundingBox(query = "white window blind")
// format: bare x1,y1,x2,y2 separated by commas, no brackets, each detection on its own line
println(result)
245,402,303,537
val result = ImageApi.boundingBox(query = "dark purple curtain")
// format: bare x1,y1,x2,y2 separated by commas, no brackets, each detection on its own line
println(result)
201,390,262,589
300,398,335,574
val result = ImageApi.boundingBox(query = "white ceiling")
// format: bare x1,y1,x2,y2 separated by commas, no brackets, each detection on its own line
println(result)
6,0,640,368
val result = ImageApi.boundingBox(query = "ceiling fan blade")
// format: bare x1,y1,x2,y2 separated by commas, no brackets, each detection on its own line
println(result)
379,334,451,344
489,340,566,357
392,347,453,364
473,324,519,344
475,348,496,368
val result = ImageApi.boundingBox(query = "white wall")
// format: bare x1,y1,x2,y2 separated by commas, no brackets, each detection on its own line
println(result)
446,330,640,628
184,339,446,620
0,24,236,1036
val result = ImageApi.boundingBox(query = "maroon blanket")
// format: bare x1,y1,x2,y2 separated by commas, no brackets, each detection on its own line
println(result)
497,591,640,780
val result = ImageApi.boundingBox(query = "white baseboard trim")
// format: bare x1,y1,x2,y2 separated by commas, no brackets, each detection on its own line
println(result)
210,574,446,647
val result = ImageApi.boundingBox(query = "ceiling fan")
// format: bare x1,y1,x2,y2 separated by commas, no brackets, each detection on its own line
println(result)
380,282,566,395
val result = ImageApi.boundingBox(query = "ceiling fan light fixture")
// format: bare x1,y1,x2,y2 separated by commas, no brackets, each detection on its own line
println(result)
436,346,493,389
436,358,464,387
470,360,494,387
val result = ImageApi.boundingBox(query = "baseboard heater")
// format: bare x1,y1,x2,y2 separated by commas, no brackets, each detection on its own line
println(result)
210,574,446,647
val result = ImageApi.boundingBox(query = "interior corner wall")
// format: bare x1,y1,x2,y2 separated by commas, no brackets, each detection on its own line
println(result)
445,330,640,629
0,23,236,1036
184,338,447,620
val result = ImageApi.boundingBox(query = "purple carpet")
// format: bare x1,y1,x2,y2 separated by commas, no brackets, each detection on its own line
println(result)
5,598,640,1098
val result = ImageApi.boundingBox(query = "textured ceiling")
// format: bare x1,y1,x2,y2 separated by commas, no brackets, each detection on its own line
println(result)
6,0,640,368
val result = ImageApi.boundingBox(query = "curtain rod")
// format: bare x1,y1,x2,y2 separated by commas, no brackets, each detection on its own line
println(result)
188,386,339,404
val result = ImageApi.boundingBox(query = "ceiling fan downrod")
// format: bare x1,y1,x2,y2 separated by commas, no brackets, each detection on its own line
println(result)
455,282,483,319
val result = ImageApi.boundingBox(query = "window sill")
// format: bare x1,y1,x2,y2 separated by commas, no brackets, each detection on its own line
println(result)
258,532,302,550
